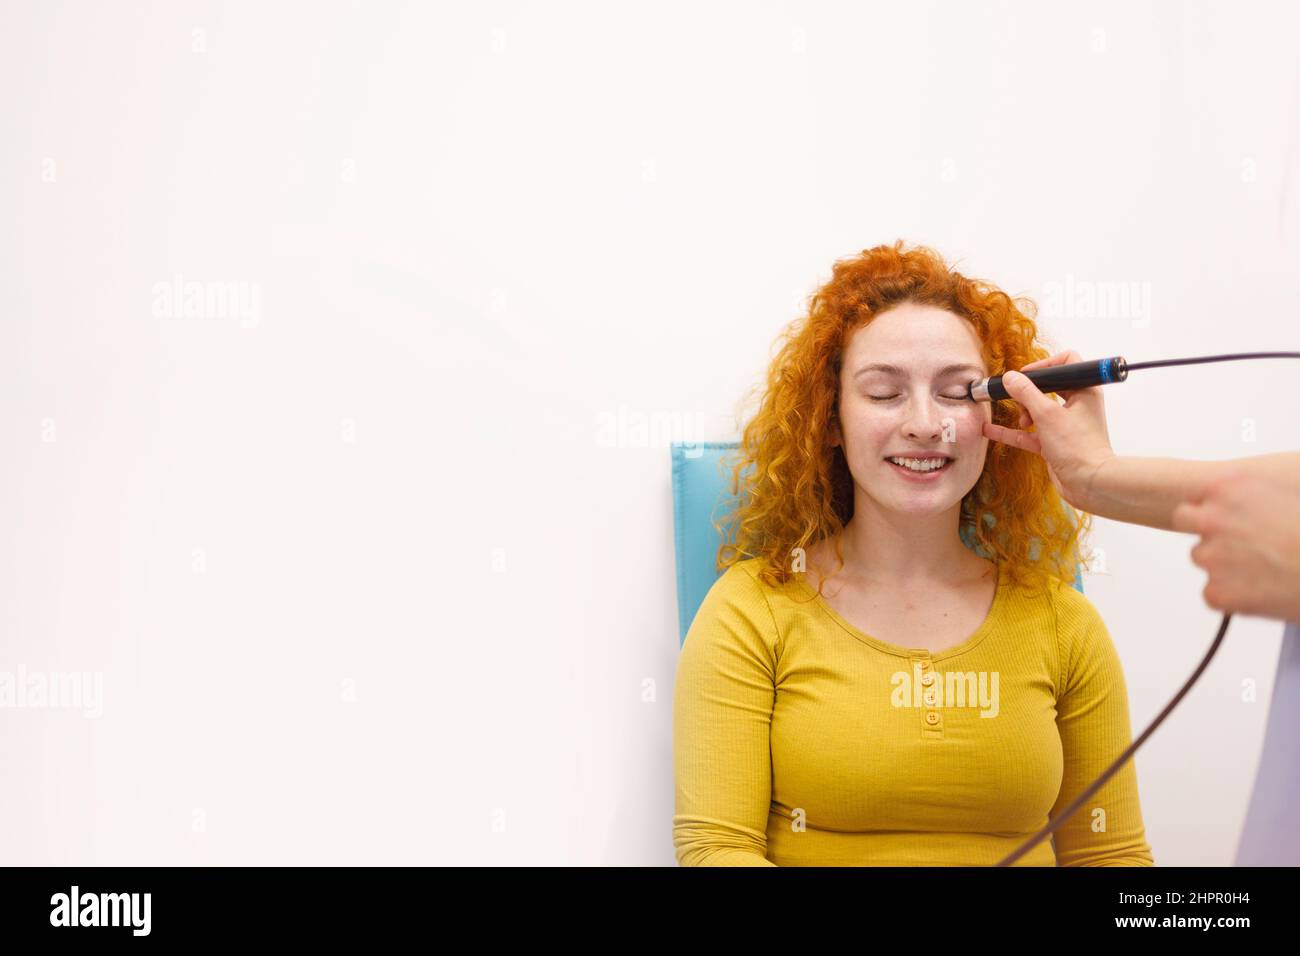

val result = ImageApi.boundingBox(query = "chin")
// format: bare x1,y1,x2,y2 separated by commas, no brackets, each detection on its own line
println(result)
870,491,963,515
889,499,963,516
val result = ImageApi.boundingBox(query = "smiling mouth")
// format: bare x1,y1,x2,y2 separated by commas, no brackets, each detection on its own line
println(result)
884,455,953,474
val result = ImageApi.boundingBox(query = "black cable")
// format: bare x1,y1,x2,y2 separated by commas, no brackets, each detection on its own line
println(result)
1126,351,1300,371
996,613,1232,866
968,351,1300,402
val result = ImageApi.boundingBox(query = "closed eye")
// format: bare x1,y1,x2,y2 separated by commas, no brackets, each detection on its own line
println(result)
868,394,968,402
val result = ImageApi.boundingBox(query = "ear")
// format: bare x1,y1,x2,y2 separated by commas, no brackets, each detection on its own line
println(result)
829,414,842,448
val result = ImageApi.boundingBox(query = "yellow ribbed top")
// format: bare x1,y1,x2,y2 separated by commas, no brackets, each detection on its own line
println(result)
672,557,1155,866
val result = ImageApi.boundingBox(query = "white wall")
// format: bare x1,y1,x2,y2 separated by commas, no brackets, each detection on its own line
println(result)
2,0,1297,865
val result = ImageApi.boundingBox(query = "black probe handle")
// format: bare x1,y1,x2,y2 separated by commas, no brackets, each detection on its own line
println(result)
977,356,1128,401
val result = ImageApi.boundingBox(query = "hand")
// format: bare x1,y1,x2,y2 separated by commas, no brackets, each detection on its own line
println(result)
1172,466,1300,622
981,350,1117,511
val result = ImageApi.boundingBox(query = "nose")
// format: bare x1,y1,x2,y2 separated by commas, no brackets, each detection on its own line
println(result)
902,392,949,442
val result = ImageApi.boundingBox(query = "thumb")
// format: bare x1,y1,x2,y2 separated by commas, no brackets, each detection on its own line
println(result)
1001,370,1058,418
1171,499,1208,536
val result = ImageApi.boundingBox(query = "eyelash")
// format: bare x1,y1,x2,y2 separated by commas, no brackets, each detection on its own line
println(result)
868,394,967,403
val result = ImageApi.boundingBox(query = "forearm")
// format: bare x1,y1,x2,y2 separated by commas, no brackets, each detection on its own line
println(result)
1079,452,1300,531
1079,456,1228,530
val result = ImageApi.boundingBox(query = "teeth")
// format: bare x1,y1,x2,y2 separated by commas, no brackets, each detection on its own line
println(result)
888,456,948,472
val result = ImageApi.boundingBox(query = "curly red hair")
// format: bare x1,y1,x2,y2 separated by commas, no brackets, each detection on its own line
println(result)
715,239,1093,598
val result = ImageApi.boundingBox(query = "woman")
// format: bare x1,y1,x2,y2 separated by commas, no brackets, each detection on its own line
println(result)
672,240,1154,866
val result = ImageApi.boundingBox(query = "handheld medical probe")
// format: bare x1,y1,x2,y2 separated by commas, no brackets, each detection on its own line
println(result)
967,351,1300,402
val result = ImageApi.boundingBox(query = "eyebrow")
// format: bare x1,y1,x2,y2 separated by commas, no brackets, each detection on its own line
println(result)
853,363,986,380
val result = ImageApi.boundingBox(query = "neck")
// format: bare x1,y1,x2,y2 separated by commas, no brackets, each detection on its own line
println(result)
828,498,984,586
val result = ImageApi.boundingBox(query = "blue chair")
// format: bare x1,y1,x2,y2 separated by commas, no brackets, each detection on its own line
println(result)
671,441,1085,646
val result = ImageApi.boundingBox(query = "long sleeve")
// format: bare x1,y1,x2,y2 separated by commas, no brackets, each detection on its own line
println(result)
1048,585,1156,866
672,564,780,866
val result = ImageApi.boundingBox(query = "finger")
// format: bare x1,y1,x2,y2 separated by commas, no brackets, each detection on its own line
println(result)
1019,350,1073,372
1189,464,1247,507
982,421,1043,456
1202,578,1233,613
1059,382,1105,408
1203,563,1256,615
1059,350,1106,404
1171,499,1208,536
1000,369,1062,419
1009,351,1079,405
1031,350,1094,406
